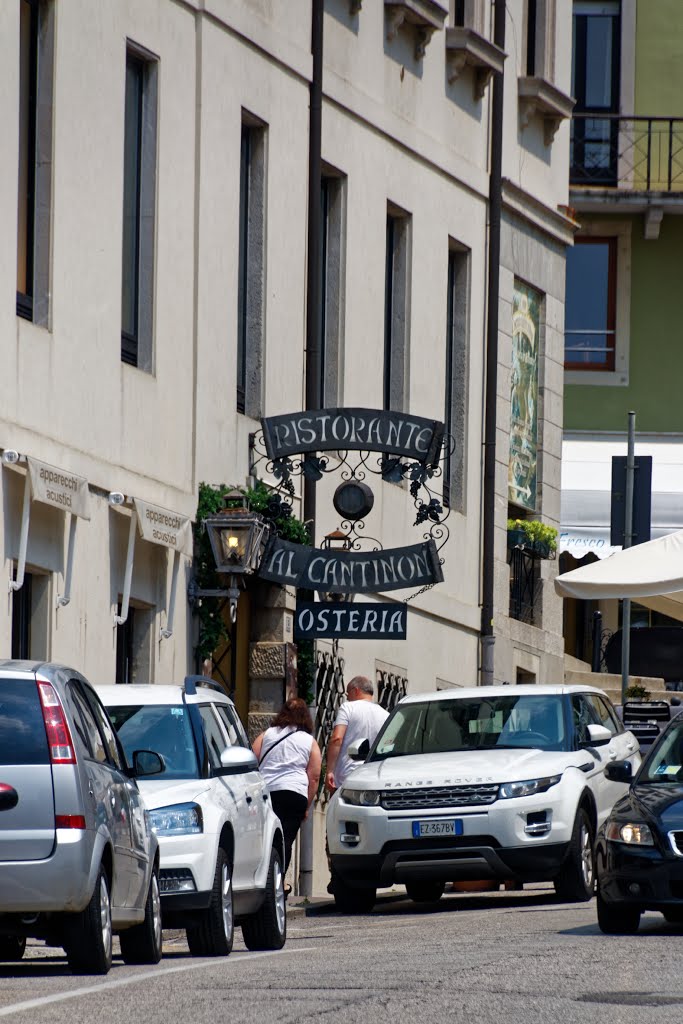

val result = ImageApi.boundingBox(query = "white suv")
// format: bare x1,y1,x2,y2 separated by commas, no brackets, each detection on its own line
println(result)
99,678,285,954
327,685,640,913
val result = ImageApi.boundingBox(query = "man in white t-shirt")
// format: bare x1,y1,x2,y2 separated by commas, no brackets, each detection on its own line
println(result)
325,676,389,793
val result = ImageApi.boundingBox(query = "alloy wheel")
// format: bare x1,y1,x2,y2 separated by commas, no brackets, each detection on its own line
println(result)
221,860,233,938
151,874,162,952
99,875,113,961
273,855,286,936
580,821,594,890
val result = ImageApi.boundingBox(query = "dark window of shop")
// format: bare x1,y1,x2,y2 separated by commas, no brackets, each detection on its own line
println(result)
237,116,266,417
384,208,411,413
121,47,157,370
17,0,53,326
571,1,620,184
565,237,616,370
452,0,466,26
320,172,346,406
115,605,135,685
444,246,469,511
11,570,49,660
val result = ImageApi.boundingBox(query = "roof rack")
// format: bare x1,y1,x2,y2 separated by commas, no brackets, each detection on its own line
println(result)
183,675,227,697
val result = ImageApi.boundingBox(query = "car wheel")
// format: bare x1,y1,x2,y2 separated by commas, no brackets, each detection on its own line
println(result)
662,908,683,924
553,808,595,902
0,937,26,962
186,848,234,957
119,870,163,965
64,865,113,975
405,881,445,904
596,888,641,934
241,847,287,951
332,876,377,915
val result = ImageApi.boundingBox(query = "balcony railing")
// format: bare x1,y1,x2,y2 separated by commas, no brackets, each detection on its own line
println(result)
571,115,683,191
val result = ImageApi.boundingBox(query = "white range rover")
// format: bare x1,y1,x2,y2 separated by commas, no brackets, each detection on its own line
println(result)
327,685,640,913
99,678,286,955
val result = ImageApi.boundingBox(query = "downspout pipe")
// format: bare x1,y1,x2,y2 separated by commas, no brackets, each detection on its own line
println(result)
480,0,506,686
299,0,324,900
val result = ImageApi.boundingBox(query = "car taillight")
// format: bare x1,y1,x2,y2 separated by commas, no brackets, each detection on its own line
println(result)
37,681,77,764
55,814,86,829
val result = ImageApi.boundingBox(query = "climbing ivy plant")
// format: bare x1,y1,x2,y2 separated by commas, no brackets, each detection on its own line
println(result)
194,481,315,700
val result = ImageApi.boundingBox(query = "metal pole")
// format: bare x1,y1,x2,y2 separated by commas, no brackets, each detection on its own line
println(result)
299,0,324,899
621,411,636,704
480,0,506,686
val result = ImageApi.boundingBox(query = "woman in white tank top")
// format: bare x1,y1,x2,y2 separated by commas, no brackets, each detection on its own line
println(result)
252,699,322,889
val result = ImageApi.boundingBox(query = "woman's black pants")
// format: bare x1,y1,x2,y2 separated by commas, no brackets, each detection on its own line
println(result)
269,790,308,873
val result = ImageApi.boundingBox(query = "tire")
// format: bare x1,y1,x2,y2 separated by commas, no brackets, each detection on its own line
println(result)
405,881,445,904
663,908,683,924
332,876,377,915
596,889,641,934
241,847,287,951
186,848,234,957
64,865,113,975
0,937,26,962
120,870,163,965
553,808,595,902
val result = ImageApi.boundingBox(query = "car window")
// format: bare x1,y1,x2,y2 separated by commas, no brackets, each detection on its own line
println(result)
107,704,200,780
640,721,683,783
588,694,620,736
197,705,229,769
83,685,125,770
571,695,601,745
214,704,247,748
0,679,49,765
68,683,107,763
371,694,568,759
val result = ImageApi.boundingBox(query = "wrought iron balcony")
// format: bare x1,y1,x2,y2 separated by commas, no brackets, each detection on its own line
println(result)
571,115,683,192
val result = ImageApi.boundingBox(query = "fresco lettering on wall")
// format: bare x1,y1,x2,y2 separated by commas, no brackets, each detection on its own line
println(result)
509,282,540,510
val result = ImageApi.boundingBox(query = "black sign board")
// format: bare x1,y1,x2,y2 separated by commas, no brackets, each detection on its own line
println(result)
610,455,652,547
261,408,444,466
258,537,444,593
295,602,407,640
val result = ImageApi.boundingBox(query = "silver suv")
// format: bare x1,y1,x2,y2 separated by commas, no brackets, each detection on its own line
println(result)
100,678,287,956
0,661,163,974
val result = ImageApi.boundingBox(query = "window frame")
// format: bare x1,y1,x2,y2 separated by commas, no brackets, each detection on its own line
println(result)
564,236,617,372
236,114,267,419
444,244,470,511
121,44,158,372
383,206,411,414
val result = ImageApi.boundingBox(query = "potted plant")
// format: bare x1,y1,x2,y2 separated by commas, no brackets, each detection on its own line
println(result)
507,518,559,559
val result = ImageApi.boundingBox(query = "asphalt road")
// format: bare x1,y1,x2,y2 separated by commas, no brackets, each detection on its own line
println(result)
2,885,683,1024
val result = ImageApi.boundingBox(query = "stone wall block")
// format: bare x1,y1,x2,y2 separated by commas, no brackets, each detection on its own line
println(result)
249,641,286,678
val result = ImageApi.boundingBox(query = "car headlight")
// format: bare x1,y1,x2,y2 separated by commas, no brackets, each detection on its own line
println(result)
499,775,561,799
149,802,203,836
605,821,654,845
340,788,380,807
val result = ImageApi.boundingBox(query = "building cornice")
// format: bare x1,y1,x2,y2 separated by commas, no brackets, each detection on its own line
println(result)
502,178,578,246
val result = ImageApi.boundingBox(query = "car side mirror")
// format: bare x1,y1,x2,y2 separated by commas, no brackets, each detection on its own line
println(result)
581,723,612,747
605,759,633,783
132,749,165,777
216,746,258,775
348,738,370,762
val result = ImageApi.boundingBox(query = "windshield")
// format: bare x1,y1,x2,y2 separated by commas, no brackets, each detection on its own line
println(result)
639,719,683,784
371,694,568,760
107,704,200,780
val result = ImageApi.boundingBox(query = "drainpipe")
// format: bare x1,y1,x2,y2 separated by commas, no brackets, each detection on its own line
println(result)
480,0,506,686
298,0,324,900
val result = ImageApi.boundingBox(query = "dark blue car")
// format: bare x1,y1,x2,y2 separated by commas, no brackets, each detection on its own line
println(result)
596,711,683,933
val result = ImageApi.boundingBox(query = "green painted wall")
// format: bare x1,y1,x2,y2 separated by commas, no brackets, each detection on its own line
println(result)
564,214,683,433
635,0,683,116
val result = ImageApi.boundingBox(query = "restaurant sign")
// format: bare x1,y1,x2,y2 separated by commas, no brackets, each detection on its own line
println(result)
295,602,407,640
258,537,443,593
261,408,444,466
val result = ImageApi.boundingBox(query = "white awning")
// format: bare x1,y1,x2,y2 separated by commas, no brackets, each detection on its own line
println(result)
555,529,683,623
114,498,193,640
561,438,683,559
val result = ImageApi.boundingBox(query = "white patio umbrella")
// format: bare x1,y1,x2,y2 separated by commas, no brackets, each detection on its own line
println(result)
554,529,683,623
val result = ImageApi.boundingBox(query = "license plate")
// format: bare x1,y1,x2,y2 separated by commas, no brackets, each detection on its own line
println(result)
412,819,463,838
